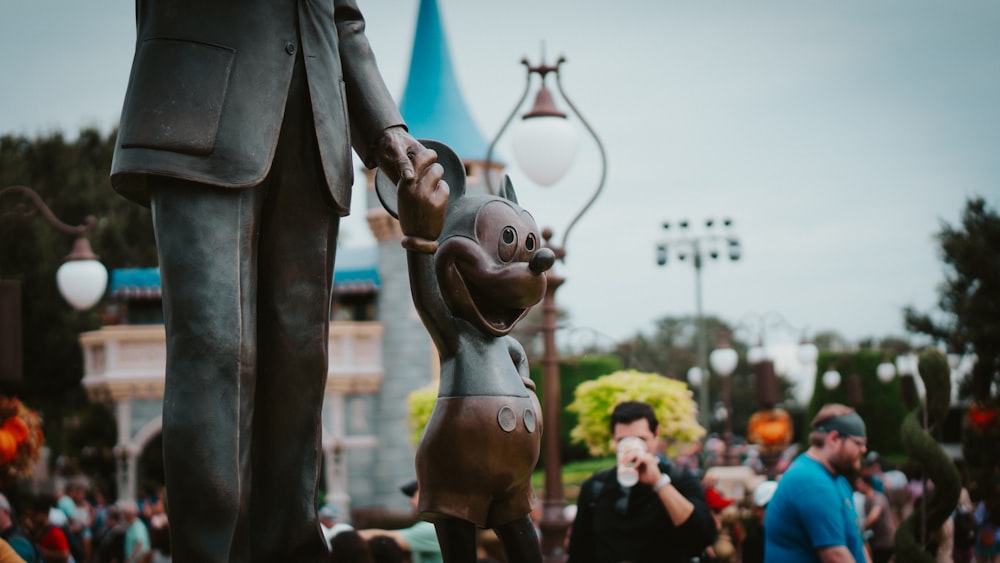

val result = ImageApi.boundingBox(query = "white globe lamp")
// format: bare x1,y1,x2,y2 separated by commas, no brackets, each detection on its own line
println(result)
56,235,108,311
512,114,579,186
876,361,896,384
687,366,703,388
822,369,842,390
747,344,768,365
710,346,739,378
797,341,819,365
57,259,108,310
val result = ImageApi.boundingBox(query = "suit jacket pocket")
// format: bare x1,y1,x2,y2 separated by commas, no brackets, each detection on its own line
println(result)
119,38,235,156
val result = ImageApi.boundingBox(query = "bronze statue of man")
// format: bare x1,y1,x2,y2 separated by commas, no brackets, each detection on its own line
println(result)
110,2,427,562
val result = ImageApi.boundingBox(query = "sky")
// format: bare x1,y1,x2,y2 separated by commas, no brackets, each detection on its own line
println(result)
2,1,999,354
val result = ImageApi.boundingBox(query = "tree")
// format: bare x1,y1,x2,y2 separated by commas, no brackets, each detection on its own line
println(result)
1,129,158,480
904,197,1000,401
620,314,728,378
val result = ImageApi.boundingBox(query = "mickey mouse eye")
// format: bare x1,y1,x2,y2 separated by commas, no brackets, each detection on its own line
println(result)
525,233,536,252
498,227,517,262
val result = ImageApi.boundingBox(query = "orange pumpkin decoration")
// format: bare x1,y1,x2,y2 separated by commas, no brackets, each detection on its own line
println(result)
3,416,29,444
0,430,17,465
0,395,44,487
748,408,793,452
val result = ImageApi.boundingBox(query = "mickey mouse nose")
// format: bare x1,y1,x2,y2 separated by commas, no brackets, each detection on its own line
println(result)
529,247,556,274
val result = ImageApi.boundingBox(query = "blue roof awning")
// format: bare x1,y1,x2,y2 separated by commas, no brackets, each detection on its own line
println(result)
111,246,380,299
110,267,162,300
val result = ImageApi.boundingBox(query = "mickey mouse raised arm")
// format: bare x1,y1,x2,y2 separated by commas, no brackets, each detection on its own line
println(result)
377,140,554,563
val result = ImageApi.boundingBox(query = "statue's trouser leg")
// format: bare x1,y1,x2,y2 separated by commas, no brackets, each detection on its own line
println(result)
248,57,338,563
494,515,543,563
151,180,261,563
151,47,336,563
433,517,478,563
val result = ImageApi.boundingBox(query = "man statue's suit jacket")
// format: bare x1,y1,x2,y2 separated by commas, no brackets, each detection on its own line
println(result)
111,0,404,213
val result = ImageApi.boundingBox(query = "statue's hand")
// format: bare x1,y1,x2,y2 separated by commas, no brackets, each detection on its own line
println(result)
398,147,449,249
374,126,424,185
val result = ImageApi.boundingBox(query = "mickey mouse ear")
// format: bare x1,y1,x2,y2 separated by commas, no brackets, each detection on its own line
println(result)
375,139,466,219
499,175,519,205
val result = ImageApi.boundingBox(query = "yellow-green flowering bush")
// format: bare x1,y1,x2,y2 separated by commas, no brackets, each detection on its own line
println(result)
568,370,705,457
406,382,439,446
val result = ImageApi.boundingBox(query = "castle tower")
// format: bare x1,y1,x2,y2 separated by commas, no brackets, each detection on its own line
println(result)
361,0,497,510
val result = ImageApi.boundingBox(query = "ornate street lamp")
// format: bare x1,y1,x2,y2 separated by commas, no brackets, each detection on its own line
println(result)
709,334,739,464
734,312,819,407
1,186,107,309
486,52,606,562
0,185,107,383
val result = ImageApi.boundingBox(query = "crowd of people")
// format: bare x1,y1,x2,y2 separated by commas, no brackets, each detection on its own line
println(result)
0,483,169,563
3,399,997,563
677,403,999,563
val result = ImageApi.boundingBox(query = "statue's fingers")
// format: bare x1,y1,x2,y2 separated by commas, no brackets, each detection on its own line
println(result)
409,148,438,180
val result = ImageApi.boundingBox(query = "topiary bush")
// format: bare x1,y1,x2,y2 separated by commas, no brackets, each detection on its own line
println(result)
893,348,961,562
567,370,705,457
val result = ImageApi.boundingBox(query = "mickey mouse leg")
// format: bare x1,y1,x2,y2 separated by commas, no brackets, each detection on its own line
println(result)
494,515,543,563
432,517,477,563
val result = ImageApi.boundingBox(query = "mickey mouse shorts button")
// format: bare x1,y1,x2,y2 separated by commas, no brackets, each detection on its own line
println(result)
523,409,536,433
497,406,517,432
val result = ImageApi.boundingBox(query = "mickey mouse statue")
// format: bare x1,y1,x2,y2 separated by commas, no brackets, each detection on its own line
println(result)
377,140,554,562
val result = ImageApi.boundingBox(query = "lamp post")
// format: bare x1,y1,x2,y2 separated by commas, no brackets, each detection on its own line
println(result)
709,333,738,464
733,312,818,405
0,185,107,384
730,313,817,476
486,53,606,562
655,219,741,429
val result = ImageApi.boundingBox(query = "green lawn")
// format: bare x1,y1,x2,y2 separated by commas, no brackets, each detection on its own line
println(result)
531,457,614,503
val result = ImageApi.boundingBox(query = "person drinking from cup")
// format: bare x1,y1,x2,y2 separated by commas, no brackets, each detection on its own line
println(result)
567,401,717,563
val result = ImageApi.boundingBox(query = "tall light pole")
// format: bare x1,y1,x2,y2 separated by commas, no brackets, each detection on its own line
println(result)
486,52,606,562
0,185,107,386
655,219,741,429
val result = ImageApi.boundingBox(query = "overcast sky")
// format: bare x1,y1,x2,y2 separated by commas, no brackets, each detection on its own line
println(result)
2,1,998,350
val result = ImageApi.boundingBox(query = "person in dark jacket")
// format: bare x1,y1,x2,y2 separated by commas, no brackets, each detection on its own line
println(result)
567,401,716,563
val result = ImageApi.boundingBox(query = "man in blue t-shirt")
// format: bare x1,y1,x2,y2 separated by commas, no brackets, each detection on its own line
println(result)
765,403,870,563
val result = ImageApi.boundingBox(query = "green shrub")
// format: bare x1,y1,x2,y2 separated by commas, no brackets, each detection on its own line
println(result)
530,354,622,462
406,382,438,447
567,370,705,457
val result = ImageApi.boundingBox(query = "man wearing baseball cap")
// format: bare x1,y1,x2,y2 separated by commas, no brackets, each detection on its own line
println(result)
765,403,869,562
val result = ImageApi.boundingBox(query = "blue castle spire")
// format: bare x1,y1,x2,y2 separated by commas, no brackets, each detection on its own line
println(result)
399,0,490,160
